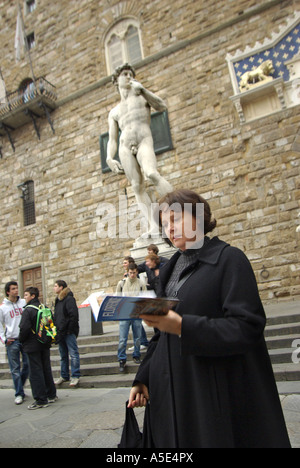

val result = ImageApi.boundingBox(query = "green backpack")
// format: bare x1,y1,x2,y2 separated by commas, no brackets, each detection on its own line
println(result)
27,304,57,345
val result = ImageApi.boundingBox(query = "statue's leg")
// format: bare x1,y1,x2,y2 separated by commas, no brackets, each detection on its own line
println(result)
120,147,154,232
138,138,173,197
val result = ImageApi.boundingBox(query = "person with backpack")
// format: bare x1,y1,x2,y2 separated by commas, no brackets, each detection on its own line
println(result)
19,287,57,410
53,280,80,387
0,281,29,405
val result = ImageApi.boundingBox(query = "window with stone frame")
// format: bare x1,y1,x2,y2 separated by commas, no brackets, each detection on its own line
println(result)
105,19,143,75
26,32,35,50
25,0,36,15
22,180,36,226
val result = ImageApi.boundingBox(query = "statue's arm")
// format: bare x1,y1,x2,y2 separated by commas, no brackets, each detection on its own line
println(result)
106,110,124,174
131,80,167,112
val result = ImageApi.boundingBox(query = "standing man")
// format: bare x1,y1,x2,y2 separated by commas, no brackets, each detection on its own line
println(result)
107,63,173,235
116,263,147,372
53,280,80,387
0,281,29,405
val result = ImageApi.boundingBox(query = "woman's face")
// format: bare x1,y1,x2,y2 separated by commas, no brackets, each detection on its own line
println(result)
161,209,203,251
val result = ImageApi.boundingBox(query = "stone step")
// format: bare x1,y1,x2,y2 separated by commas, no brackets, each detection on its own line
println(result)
264,322,300,338
0,314,299,389
265,333,299,350
51,359,142,378
0,373,137,390
266,313,300,327
268,347,297,364
51,347,148,366
272,363,300,382
50,339,138,357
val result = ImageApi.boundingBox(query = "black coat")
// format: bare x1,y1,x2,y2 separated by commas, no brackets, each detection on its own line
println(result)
19,298,50,353
54,288,79,341
135,237,291,448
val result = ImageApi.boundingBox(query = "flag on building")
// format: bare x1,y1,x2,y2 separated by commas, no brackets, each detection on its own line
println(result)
0,78,6,104
0,67,7,104
15,9,25,61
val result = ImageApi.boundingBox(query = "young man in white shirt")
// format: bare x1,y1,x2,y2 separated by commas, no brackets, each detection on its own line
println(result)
116,264,147,372
0,281,29,404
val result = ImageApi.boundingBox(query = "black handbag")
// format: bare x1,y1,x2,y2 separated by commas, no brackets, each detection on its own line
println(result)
118,401,154,448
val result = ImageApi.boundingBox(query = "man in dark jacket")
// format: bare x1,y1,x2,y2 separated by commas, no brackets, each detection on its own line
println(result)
19,287,57,410
53,280,80,387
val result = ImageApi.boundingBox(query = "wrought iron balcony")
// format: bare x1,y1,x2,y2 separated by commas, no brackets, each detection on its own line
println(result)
0,76,57,150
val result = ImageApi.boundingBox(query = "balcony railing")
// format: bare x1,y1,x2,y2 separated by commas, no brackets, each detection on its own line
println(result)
0,77,57,116
0,77,57,149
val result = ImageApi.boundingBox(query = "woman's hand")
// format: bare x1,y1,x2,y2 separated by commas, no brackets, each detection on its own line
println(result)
128,383,149,408
140,310,182,336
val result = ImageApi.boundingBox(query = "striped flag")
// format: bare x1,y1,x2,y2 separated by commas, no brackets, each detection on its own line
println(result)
15,9,25,61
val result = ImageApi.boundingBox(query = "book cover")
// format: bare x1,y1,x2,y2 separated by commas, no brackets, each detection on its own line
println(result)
97,296,179,322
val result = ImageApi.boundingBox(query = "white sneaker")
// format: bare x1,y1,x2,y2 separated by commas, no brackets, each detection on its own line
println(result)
28,402,49,410
69,378,80,387
128,345,148,352
48,396,58,404
15,396,24,405
55,377,69,385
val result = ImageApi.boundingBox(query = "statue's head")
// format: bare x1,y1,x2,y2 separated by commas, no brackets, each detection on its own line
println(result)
112,63,136,87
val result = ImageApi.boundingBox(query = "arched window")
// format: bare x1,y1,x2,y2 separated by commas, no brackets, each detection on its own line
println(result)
105,19,143,74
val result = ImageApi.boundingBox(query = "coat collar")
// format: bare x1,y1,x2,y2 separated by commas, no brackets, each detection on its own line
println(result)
160,237,229,289
57,287,72,301
191,236,229,265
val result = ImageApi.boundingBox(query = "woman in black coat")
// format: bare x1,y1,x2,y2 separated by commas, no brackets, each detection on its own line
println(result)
128,189,291,448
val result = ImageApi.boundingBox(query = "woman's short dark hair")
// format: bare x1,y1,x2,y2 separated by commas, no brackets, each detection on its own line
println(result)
156,189,217,246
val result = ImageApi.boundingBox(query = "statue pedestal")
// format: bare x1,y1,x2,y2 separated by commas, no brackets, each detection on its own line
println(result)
130,235,176,264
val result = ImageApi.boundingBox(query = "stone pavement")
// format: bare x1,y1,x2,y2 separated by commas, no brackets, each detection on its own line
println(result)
0,386,134,448
0,385,299,448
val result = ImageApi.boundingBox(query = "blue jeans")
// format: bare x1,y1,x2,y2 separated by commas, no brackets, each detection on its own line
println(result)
58,334,81,380
141,325,149,346
118,320,142,362
6,340,29,398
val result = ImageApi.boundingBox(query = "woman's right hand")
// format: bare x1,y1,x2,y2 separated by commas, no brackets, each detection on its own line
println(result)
128,383,149,408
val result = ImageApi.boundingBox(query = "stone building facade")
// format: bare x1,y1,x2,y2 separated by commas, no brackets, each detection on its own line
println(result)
0,0,299,306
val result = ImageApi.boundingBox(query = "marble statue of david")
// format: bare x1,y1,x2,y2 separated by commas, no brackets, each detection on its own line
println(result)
106,63,173,236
